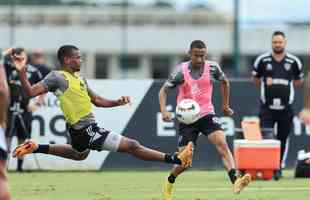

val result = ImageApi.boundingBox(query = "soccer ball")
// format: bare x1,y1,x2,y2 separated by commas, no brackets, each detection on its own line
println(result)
176,99,200,124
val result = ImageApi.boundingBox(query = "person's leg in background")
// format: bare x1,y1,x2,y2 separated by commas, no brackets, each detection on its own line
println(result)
259,106,275,139
274,114,293,179
16,112,32,172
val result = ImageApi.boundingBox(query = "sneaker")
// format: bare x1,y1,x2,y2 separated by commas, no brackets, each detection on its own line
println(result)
177,142,193,168
273,169,282,181
13,140,38,158
163,180,173,200
233,173,251,194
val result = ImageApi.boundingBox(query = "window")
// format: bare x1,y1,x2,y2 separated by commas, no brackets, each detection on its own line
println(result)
95,54,109,79
119,55,139,69
151,55,171,79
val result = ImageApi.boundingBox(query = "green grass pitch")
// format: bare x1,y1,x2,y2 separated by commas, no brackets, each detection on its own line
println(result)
8,170,310,200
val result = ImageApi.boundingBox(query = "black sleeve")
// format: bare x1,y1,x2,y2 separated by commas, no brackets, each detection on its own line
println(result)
292,58,304,80
163,66,184,89
38,65,51,78
252,56,264,78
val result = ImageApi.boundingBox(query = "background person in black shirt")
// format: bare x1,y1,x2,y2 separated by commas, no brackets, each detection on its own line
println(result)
3,48,44,172
30,49,51,78
252,31,303,180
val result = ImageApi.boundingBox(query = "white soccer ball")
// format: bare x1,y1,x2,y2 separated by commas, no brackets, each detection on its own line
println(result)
176,99,201,125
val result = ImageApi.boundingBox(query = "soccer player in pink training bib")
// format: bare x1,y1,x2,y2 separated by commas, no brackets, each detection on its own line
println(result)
159,40,251,199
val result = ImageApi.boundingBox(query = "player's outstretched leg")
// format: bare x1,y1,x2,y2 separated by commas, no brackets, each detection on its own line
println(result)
208,130,251,194
13,140,90,161
117,137,193,168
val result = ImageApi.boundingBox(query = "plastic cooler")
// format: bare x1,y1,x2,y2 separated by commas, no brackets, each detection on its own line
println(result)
234,139,281,180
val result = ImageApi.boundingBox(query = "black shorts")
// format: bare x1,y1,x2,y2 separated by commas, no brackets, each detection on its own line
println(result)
6,112,32,139
69,123,110,152
178,114,223,147
0,148,7,160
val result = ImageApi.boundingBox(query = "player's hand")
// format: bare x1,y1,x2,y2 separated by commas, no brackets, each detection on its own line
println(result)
162,111,173,122
11,50,28,72
222,106,234,116
27,103,39,113
117,96,131,106
299,109,310,125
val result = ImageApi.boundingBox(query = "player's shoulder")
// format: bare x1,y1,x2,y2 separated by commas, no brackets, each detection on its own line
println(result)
206,60,220,68
255,52,272,63
286,52,302,64
27,64,39,72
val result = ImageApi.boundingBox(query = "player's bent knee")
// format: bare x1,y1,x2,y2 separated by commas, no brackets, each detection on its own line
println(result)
127,139,141,153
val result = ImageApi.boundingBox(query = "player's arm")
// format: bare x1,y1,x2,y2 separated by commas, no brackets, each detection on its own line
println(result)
299,72,310,124
86,82,130,107
10,49,48,98
159,68,183,122
251,56,264,88
292,58,304,87
0,64,9,128
211,62,233,116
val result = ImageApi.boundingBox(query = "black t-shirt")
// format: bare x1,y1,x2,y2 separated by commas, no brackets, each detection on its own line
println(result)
32,64,51,78
252,52,303,110
3,56,43,111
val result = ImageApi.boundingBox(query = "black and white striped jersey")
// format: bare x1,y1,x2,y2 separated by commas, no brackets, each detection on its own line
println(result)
252,52,303,110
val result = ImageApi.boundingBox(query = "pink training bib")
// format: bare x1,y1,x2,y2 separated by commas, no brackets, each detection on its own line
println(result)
177,61,214,117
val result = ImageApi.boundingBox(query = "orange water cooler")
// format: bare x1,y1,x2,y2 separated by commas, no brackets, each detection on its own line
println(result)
234,119,281,180
234,139,281,180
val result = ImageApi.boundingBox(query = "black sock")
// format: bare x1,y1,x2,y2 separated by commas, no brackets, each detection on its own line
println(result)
228,169,237,184
33,144,50,154
17,159,23,171
164,153,181,165
168,174,176,184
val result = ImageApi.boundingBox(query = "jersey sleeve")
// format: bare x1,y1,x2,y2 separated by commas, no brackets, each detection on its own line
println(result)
83,78,97,98
292,57,304,80
163,66,184,89
252,56,264,78
40,71,67,92
209,61,225,82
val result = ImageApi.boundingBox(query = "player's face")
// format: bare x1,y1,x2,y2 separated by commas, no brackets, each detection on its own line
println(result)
272,35,286,54
190,48,207,68
67,50,83,72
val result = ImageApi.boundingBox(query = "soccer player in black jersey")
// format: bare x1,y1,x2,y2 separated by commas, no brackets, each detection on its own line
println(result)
252,31,303,180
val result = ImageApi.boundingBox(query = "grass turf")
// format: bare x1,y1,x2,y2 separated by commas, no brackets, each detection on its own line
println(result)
8,170,310,200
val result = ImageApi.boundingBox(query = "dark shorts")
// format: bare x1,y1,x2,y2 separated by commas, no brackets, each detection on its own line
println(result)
178,114,223,147
6,112,32,139
69,123,110,152
0,148,7,161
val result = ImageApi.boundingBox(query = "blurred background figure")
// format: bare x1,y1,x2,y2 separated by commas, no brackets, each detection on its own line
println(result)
0,54,11,200
300,72,310,124
30,50,51,78
251,31,303,180
3,48,44,172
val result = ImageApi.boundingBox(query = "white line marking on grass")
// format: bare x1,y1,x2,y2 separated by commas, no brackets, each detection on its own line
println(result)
175,187,310,192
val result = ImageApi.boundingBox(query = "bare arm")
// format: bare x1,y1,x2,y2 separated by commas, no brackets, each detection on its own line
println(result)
220,77,234,116
159,85,168,113
87,87,130,107
10,50,48,98
0,65,9,127
159,85,173,122
252,76,261,88
18,67,48,97
293,79,303,88
304,72,310,108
